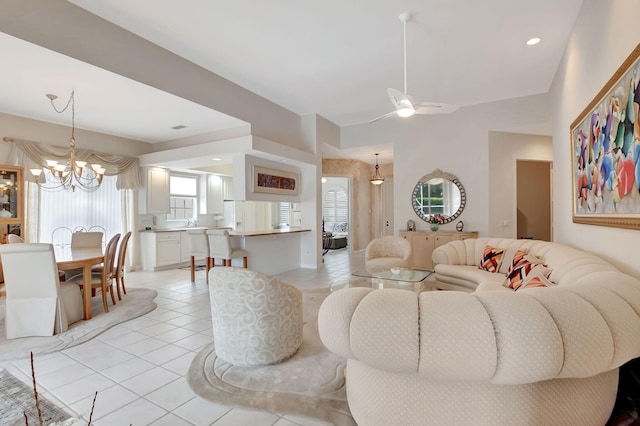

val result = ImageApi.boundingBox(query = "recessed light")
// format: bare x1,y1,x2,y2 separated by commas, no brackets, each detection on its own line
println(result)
211,157,222,161
526,37,541,46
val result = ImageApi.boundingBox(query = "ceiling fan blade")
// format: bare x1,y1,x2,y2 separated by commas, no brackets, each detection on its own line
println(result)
369,110,398,123
414,102,460,115
387,88,414,110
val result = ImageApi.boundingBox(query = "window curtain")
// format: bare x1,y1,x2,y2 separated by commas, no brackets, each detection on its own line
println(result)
121,188,139,272
7,139,141,251
7,139,141,190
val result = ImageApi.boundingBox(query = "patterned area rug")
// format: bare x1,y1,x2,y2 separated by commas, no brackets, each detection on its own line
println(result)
0,369,71,425
187,288,355,426
0,288,157,361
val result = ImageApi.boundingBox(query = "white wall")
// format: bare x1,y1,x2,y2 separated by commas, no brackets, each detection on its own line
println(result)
488,131,553,238
341,92,552,236
550,0,640,277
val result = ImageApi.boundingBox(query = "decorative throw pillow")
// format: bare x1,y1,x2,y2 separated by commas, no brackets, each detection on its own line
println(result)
518,273,556,290
498,247,524,274
479,245,505,273
503,251,545,290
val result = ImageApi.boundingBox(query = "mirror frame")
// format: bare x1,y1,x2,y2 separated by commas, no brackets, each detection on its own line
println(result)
411,169,466,225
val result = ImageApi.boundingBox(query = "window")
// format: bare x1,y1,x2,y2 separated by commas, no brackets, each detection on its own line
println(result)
168,175,197,221
414,181,445,216
39,174,122,245
323,189,348,223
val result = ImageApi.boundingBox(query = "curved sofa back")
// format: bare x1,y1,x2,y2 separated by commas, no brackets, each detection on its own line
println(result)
432,237,617,286
319,270,640,385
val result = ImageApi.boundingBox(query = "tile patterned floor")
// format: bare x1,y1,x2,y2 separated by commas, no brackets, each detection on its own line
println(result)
0,247,360,426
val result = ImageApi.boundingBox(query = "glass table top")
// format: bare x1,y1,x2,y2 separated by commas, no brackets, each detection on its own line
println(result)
331,269,434,293
351,268,433,282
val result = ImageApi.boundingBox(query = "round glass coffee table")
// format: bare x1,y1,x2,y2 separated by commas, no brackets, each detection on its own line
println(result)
331,268,434,293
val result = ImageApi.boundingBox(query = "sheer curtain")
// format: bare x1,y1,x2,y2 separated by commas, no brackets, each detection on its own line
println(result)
38,175,123,246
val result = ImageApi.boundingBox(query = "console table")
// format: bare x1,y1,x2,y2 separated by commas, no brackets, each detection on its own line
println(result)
399,230,478,270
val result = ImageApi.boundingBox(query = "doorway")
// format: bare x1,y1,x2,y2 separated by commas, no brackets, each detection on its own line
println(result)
322,176,351,251
516,160,552,241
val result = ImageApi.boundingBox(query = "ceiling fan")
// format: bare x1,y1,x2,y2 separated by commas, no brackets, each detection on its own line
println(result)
370,12,458,123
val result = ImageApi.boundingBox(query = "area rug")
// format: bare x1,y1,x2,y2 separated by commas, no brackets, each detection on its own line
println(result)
187,288,355,426
0,288,157,361
0,368,71,425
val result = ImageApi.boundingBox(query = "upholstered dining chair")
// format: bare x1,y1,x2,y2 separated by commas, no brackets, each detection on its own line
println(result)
7,234,24,243
71,231,104,248
206,229,248,268
67,233,120,313
187,229,211,283
364,236,412,273
208,267,302,366
0,243,83,339
113,231,132,299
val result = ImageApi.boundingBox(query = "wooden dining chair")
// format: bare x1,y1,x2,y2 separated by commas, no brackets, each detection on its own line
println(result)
7,234,24,243
71,231,104,248
67,233,120,313
113,231,132,299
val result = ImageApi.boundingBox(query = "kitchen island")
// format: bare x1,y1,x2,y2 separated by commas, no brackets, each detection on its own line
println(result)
228,228,312,275
140,227,312,275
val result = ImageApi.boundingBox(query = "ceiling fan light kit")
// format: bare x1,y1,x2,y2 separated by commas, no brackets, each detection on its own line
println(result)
369,11,458,123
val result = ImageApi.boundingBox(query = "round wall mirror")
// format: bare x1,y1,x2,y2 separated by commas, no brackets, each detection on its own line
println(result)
411,169,466,224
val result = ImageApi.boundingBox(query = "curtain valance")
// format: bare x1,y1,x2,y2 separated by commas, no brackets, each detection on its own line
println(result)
6,138,141,190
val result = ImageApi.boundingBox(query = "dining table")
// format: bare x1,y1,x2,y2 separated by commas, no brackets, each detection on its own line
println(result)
54,246,104,320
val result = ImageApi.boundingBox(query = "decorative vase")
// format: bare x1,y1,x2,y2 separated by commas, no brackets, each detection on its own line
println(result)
430,223,439,232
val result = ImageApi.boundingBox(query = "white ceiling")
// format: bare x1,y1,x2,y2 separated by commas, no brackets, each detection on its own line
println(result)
0,0,583,164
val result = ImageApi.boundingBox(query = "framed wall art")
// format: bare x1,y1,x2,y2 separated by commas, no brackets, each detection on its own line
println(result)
571,43,640,230
252,166,299,196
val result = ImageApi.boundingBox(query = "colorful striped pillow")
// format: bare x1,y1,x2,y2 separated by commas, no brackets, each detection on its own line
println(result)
479,245,505,273
503,251,545,290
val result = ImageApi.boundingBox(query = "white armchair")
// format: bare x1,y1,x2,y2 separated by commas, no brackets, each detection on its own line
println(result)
0,243,83,339
364,236,412,273
208,267,302,366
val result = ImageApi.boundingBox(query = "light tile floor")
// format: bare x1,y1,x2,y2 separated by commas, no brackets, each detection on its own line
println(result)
0,247,360,426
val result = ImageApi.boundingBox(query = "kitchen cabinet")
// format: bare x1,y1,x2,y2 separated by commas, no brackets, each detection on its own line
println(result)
180,230,199,263
208,174,224,214
222,176,233,200
140,231,181,271
139,167,170,214
400,230,478,270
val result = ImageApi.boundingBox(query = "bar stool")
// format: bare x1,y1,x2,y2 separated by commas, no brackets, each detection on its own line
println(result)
187,229,211,282
206,229,248,269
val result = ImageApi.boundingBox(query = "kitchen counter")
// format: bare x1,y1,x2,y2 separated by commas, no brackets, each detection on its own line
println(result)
139,227,230,233
229,228,311,237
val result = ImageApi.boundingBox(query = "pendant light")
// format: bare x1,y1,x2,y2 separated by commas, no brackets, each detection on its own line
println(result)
370,153,385,185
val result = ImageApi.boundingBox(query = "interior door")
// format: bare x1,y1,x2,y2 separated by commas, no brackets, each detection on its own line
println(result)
516,160,552,240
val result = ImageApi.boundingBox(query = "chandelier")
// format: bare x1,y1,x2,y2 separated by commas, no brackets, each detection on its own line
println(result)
30,91,105,192
370,153,385,185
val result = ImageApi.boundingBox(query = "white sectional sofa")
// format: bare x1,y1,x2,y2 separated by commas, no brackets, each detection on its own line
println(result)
318,238,640,425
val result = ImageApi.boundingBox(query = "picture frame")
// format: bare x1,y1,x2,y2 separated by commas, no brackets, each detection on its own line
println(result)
252,166,300,196
570,43,640,230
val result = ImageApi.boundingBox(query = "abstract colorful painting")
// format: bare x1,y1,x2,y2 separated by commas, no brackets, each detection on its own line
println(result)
571,43,640,230
253,166,299,196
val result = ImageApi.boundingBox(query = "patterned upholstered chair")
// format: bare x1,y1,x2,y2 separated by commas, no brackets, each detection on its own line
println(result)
364,236,412,273
208,267,303,366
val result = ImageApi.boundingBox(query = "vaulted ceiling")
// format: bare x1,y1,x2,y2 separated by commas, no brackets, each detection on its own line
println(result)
0,0,583,163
